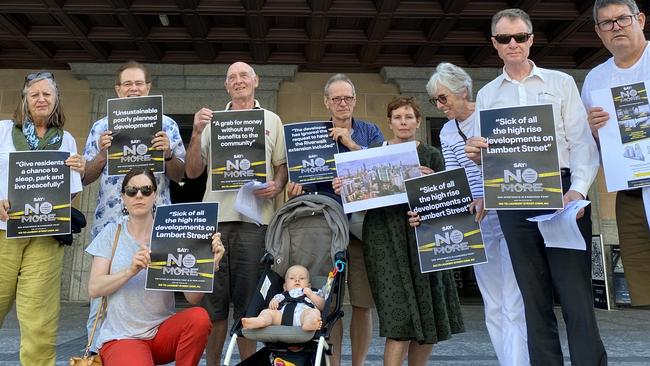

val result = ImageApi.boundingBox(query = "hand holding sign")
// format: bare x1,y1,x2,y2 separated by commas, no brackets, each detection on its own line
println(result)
129,243,151,277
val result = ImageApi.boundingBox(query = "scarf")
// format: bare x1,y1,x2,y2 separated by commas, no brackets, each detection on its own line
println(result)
12,119,63,151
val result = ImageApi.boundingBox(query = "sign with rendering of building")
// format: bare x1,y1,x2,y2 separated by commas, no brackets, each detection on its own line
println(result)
335,141,420,213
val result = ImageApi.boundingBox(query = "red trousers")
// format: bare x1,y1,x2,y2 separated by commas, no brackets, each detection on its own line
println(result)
100,307,211,366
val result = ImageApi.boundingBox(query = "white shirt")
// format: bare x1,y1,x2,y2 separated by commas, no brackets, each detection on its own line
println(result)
0,120,83,231
439,112,484,199
582,41,650,109
475,62,599,197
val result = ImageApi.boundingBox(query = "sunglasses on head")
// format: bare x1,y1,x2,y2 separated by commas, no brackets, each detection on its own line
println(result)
24,71,55,84
122,185,155,197
493,32,532,44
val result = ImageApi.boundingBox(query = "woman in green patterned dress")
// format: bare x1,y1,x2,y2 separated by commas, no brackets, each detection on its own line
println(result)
362,96,464,365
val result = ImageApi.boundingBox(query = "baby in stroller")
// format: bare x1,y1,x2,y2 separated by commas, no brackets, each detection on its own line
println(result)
242,265,324,332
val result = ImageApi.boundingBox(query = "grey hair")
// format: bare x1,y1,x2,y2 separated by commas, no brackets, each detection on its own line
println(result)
14,75,65,128
224,62,257,83
323,73,356,97
426,63,474,102
593,0,640,22
491,8,533,35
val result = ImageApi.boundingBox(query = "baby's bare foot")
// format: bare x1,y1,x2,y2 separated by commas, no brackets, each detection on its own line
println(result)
242,317,267,329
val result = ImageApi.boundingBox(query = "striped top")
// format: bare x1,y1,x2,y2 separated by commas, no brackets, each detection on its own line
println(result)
439,112,483,199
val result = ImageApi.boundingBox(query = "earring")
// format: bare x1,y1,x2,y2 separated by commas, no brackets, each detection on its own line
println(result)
152,205,157,214
122,206,129,215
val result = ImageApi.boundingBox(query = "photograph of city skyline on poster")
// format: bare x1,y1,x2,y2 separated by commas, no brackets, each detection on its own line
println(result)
335,141,421,213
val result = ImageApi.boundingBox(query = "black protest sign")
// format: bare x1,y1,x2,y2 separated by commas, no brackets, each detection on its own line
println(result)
7,150,71,238
146,202,218,292
285,121,338,184
107,95,163,175
210,109,266,191
406,168,486,273
480,104,563,209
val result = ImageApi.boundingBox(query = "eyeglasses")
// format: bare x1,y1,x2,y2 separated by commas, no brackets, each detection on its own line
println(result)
119,80,148,88
493,32,532,44
429,94,448,105
329,96,355,105
24,72,54,84
122,185,155,197
596,14,637,31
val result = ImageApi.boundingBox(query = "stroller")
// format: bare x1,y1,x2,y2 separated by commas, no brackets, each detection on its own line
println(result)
223,193,349,366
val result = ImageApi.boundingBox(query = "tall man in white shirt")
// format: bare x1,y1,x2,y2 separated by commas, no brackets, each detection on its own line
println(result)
465,8,606,365
582,0,650,307
186,62,288,366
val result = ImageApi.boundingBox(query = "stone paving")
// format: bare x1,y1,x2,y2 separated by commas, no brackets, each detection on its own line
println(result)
1,302,649,365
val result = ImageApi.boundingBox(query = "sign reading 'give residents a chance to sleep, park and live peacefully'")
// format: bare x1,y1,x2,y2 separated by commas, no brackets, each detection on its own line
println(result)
7,150,71,238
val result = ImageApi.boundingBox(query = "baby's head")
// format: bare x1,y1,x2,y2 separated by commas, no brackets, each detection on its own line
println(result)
284,265,311,291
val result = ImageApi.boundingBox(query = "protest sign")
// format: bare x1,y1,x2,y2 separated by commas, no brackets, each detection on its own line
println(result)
591,81,650,191
335,141,420,213
146,202,219,292
480,104,563,209
7,150,71,238
284,121,338,184
210,109,266,191
406,168,486,272
107,95,163,175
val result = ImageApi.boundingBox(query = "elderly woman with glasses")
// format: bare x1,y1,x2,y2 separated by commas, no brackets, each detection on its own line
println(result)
0,71,85,366
424,62,529,366
86,167,224,366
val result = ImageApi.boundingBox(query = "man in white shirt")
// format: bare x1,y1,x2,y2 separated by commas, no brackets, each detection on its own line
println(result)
465,8,606,365
187,61,288,366
582,0,650,307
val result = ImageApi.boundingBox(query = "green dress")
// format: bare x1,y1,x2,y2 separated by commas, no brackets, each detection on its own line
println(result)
362,142,464,343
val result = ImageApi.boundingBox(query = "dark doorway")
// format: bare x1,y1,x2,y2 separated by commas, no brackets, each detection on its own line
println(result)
167,114,208,204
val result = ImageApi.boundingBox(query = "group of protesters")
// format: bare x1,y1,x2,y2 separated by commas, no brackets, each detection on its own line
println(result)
1,1,648,365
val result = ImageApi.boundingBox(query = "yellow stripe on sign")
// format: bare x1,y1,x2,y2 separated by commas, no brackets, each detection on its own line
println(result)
198,273,214,278
150,261,167,266
469,244,485,249
543,188,562,193
464,229,480,237
484,183,501,188
538,172,560,178
250,161,266,167
196,259,214,264
148,265,164,270
484,178,504,184
418,242,436,251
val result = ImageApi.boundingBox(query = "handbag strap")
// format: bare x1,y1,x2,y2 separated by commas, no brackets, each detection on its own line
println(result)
84,224,122,356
